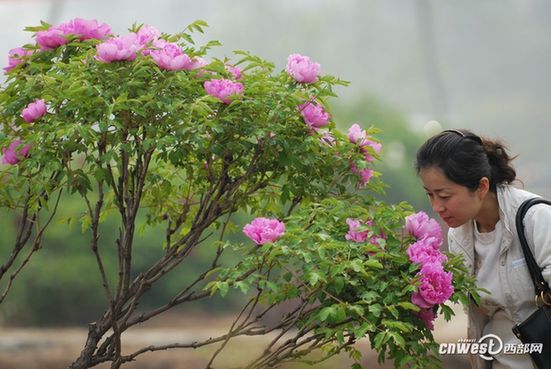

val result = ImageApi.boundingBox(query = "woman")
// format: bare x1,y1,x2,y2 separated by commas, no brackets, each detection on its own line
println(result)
415,129,551,369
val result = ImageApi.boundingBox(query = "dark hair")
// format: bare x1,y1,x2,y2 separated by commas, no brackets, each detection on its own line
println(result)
415,129,517,192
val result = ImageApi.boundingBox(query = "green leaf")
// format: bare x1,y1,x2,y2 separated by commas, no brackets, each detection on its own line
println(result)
80,214,91,233
350,259,364,273
382,320,413,333
440,304,455,321
398,301,420,312
333,277,345,294
372,331,388,349
368,304,382,318
364,259,383,269
349,305,365,317
308,270,324,286
336,330,345,344
218,281,229,297
388,331,406,348
335,304,346,322
361,291,379,303
235,281,250,294
319,306,335,322
387,305,400,319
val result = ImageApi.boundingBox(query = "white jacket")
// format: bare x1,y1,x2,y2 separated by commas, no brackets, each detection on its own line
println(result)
448,185,551,369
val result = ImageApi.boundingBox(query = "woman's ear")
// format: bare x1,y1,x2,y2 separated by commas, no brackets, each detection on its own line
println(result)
478,177,490,197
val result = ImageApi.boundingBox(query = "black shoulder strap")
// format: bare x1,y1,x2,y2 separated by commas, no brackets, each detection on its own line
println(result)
515,198,551,295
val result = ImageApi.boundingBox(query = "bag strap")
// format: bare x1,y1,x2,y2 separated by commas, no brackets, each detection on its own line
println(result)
515,197,551,295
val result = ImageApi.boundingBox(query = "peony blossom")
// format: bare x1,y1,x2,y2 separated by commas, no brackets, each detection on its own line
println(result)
418,308,437,330
348,124,382,162
320,132,335,146
190,57,208,73
350,162,373,186
96,34,139,63
361,140,382,162
298,101,330,130
226,64,242,79
243,217,285,245
4,47,33,72
21,99,46,123
405,211,442,244
2,140,31,165
36,18,110,50
407,236,447,265
345,218,385,245
286,53,320,83
348,123,366,145
61,18,111,40
204,78,244,104
36,27,68,50
411,262,454,308
135,24,161,47
345,218,370,243
149,41,196,71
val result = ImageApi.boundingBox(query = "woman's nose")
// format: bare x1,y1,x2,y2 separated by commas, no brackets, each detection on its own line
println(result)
431,200,445,213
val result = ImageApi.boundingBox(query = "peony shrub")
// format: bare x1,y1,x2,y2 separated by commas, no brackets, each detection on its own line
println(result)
1,18,479,369
227,200,478,369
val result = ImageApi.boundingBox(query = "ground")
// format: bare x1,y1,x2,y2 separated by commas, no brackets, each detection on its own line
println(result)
0,307,469,369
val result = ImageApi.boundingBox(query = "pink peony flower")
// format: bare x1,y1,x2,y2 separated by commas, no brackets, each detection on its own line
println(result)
405,211,442,244
36,27,68,50
418,308,437,330
411,262,454,308
243,217,285,245
350,162,373,186
286,53,320,83
226,64,242,79
190,57,208,72
135,24,161,46
61,18,111,40
21,99,46,123
204,78,244,104
36,18,110,51
345,218,385,245
348,124,382,162
345,218,370,243
361,140,382,162
150,41,195,71
320,132,335,146
140,37,163,56
348,124,366,145
4,47,33,72
2,140,31,165
407,236,447,265
298,101,330,130
96,34,139,63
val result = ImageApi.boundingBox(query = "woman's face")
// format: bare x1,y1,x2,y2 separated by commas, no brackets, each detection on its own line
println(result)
419,166,485,228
